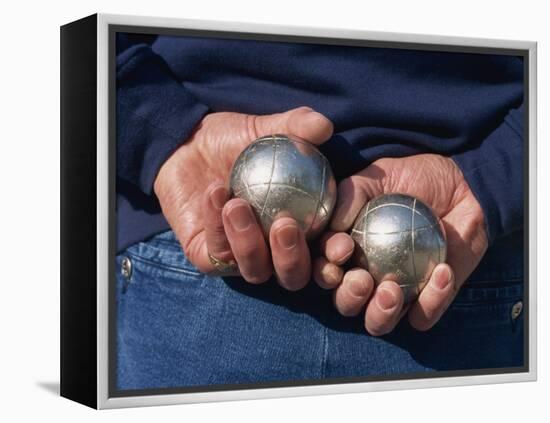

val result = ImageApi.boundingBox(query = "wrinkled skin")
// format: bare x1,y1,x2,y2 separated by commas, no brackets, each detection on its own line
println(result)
314,154,489,335
154,107,488,335
154,107,334,290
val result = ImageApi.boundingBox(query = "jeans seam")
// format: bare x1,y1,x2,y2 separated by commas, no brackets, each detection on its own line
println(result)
320,322,329,378
139,238,182,249
127,253,202,277
464,278,523,284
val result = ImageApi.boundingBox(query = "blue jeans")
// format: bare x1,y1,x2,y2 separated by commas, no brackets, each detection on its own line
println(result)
115,230,524,390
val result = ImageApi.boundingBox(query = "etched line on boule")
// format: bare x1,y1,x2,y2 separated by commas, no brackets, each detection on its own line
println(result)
259,141,278,219
411,197,418,284
365,202,426,218
307,160,327,235
351,223,438,236
230,134,336,241
234,183,318,202
241,142,253,201
239,144,266,213
349,193,446,304
363,199,370,258
437,218,444,264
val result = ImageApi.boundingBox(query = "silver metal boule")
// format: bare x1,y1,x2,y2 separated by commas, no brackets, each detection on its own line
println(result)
229,134,337,240
351,193,447,303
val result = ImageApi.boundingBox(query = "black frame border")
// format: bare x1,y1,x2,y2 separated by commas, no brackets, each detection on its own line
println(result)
60,14,98,409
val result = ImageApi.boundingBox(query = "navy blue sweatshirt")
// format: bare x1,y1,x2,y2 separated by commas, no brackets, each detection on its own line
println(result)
116,33,524,252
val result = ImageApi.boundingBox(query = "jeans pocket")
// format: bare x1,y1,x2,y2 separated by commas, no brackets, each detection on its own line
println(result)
442,230,525,330
451,284,523,330
437,278,524,358
121,230,203,279
115,233,223,390
115,230,208,339
396,279,526,371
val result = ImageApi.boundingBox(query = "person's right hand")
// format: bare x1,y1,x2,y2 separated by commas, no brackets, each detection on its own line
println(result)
153,107,334,290
312,154,488,335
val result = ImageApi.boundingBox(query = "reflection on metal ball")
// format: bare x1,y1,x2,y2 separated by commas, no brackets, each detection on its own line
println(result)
351,193,447,303
229,134,337,240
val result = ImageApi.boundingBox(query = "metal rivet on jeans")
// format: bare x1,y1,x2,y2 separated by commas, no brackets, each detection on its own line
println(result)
121,257,133,281
511,301,523,320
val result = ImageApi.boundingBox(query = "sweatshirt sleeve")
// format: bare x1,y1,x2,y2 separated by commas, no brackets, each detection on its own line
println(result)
451,104,524,245
116,42,210,195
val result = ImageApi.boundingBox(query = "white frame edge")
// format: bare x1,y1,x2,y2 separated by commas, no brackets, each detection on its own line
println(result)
95,13,537,409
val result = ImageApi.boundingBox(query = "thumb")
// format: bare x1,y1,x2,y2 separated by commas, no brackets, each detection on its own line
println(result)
330,168,385,232
252,106,334,146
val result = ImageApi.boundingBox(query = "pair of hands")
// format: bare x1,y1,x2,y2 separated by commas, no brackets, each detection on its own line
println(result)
154,107,489,335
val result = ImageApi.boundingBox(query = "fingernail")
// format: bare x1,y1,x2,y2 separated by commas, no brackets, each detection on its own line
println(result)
349,278,366,297
211,186,227,210
348,273,371,297
321,263,343,286
277,225,298,249
434,267,451,290
228,204,253,231
335,236,354,263
377,288,398,311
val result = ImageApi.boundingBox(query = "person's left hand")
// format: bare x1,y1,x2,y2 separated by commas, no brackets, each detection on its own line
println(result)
313,154,489,335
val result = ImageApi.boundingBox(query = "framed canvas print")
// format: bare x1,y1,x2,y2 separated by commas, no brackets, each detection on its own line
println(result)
60,13,537,409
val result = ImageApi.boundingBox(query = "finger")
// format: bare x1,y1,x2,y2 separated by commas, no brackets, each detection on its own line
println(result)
203,182,233,263
269,217,311,291
222,199,272,284
408,264,456,331
319,231,355,265
333,268,375,317
330,163,387,233
330,176,370,232
253,106,334,145
364,280,404,336
312,256,344,289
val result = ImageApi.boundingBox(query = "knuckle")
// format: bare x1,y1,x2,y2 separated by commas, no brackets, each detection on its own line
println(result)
246,114,260,141
417,307,438,325
312,268,325,286
418,294,446,322
179,238,199,264
244,262,273,285
336,297,361,317
365,309,397,336
235,242,258,259
208,223,227,238
409,316,436,332
339,308,358,318
338,176,355,193
364,321,388,337
408,304,442,331
244,269,272,285
195,262,212,274
276,254,302,273
276,261,310,291
295,105,314,114
278,276,308,291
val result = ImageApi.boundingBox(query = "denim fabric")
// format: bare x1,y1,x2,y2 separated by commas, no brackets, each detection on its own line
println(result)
115,230,524,390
